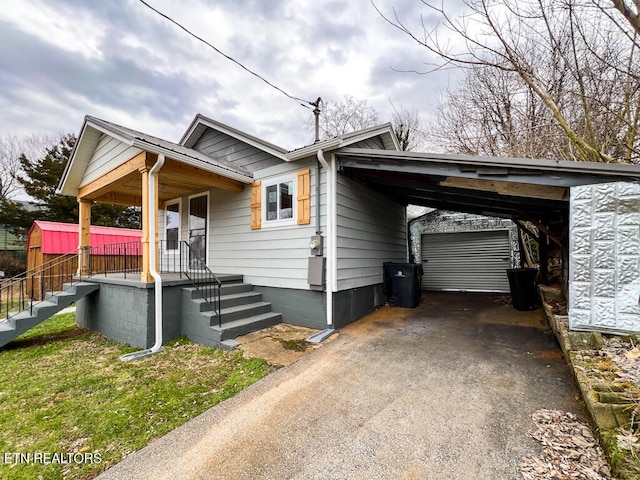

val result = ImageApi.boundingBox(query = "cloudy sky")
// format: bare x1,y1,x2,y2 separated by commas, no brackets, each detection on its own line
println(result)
0,0,466,150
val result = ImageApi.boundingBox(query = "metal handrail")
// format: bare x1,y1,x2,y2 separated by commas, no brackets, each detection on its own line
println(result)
0,250,86,320
0,239,223,327
88,241,143,277
180,241,223,327
0,240,142,320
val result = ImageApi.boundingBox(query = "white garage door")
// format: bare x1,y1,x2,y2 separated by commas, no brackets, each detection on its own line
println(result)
421,230,512,293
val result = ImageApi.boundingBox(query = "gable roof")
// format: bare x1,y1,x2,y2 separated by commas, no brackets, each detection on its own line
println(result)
59,114,402,199
180,114,290,161
58,116,253,196
180,113,400,163
286,122,399,161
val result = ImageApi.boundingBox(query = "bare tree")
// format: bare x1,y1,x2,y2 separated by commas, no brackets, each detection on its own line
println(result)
390,103,428,151
376,0,640,162
432,54,597,160
0,133,58,199
609,0,640,36
311,94,380,140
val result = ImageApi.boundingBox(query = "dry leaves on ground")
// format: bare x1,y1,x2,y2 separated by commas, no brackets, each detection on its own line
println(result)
599,337,640,386
520,409,612,479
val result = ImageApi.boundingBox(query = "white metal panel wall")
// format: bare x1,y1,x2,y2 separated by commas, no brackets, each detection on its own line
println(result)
421,230,511,292
569,182,640,334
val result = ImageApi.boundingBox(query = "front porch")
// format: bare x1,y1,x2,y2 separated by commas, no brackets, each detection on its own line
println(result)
76,270,281,350
54,116,284,349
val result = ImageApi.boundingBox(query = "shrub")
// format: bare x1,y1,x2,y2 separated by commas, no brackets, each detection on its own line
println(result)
0,251,26,278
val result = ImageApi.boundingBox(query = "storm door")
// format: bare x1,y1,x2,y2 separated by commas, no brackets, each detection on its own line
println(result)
188,194,208,269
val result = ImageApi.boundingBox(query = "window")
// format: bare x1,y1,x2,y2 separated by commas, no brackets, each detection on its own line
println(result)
251,169,310,229
164,200,181,251
266,180,294,222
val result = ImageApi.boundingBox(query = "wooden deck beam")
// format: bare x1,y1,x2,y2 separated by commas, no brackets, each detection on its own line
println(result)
78,152,151,202
160,159,245,192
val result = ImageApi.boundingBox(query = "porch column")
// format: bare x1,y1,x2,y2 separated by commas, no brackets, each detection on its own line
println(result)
140,165,152,282
78,199,91,276
140,162,160,282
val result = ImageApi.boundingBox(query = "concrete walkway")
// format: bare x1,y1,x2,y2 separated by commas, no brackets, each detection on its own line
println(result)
97,292,585,480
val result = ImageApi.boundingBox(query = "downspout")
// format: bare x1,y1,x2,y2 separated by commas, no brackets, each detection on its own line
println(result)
317,149,334,327
120,153,165,361
316,155,322,235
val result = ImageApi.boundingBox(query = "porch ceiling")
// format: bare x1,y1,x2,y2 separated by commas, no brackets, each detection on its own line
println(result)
78,153,246,206
336,148,640,222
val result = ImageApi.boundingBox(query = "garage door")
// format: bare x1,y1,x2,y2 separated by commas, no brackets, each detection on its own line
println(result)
421,230,511,293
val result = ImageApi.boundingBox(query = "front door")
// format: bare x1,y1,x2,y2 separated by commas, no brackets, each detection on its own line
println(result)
189,194,208,269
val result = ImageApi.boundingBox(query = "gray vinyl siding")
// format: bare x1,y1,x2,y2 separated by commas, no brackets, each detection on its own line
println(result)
336,173,406,290
158,147,405,293
209,158,323,289
192,128,282,172
81,135,143,187
350,137,384,149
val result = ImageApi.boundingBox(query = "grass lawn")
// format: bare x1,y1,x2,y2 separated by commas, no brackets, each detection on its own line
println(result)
0,313,273,480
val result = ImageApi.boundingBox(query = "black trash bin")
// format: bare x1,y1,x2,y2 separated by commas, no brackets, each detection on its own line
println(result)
506,268,538,311
383,262,423,308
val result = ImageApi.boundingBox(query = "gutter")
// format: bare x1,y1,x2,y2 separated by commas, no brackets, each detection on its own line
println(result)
120,153,165,361
316,149,337,326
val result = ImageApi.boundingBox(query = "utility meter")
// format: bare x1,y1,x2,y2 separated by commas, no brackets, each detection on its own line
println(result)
309,235,323,256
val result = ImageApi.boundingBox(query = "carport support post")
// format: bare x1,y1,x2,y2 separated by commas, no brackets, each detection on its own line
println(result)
539,231,549,284
78,199,91,276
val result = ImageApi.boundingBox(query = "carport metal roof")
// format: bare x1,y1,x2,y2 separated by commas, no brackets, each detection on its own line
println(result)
336,148,640,221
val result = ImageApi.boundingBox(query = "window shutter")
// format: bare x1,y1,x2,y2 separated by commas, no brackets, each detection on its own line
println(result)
251,181,261,229
297,169,311,225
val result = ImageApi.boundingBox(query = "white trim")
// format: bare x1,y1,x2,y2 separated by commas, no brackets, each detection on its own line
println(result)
163,198,181,254
317,149,334,326
188,192,210,266
261,174,297,228
329,154,338,293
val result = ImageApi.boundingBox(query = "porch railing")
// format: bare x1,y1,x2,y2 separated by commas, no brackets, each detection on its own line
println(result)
0,240,223,325
87,240,192,277
86,241,143,277
0,250,87,320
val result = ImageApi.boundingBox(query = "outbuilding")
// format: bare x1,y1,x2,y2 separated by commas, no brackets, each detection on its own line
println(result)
409,210,519,293
26,221,142,293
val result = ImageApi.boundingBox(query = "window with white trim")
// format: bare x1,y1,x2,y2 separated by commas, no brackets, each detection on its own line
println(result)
164,199,181,251
263,176,296,226
250,169,310,230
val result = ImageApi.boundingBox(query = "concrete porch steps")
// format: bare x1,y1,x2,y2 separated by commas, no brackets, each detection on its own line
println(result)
0,282,100,349
181,275,281,350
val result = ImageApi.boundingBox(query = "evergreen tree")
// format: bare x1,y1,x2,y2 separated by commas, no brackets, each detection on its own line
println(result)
0,133,140,240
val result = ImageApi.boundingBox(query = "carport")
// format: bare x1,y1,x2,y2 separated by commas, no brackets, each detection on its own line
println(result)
335,148,640,333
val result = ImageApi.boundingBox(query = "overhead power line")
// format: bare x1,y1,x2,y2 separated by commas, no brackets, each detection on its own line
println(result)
137,0,313,110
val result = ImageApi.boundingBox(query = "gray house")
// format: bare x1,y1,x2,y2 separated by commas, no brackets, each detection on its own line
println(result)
55,115,405,349
0,112,624,353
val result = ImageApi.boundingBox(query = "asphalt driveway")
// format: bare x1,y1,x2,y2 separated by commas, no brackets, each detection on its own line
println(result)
97,292,585,480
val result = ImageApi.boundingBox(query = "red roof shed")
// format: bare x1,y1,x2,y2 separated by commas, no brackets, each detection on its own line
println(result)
26,222,143,293
27,221,142,255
